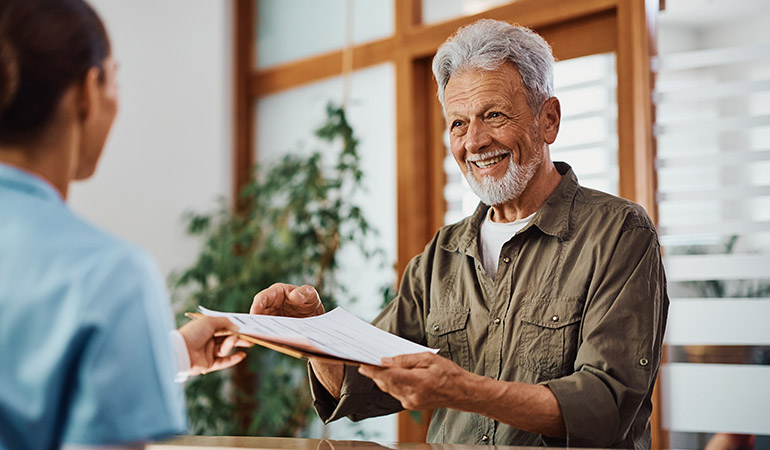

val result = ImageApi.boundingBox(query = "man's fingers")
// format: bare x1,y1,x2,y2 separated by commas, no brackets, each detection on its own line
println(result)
357,364,382,378
250,283,296,314
287,285,320,307
250,283,323,317
249,285,275,314
382,352,435,368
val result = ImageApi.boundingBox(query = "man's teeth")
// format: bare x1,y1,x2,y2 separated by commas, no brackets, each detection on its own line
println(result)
473,154,506,168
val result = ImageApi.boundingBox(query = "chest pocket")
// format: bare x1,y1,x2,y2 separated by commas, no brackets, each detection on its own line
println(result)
425,309,471,370
516,298,583,378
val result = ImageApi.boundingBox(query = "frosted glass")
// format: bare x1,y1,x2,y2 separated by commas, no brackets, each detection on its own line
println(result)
666,299,770,345
553,117,609,148
662,363,770,434
656,1,770,251
553,53,614,88
664,254,770,281
257,0,394,68
422,0,513,25
255,63,396,440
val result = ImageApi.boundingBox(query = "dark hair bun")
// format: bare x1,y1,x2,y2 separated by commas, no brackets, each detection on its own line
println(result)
0,0,109,142
0,35,18,114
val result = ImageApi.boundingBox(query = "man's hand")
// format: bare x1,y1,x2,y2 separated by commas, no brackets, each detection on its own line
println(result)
178,317,250,376
358,352,566,438
357,352,478,410
250,282,324,317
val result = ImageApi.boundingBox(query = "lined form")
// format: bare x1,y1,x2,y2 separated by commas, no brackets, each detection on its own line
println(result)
198,306,437,366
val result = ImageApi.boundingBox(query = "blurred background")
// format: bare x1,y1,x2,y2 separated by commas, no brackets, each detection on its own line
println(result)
70,0,769,448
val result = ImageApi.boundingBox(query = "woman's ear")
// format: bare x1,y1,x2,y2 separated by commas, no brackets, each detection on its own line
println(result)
75,66,102,122
72,61,118,181
539,97,561,145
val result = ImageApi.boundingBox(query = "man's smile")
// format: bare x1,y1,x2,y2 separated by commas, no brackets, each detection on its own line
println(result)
468,151,510,170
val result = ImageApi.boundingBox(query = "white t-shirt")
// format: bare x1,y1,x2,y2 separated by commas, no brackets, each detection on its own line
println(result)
479,208,535,280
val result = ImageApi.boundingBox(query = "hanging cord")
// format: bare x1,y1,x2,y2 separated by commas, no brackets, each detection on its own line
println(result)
341,0,354,108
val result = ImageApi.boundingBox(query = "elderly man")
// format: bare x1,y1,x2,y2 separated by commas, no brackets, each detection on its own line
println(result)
251,19,668,448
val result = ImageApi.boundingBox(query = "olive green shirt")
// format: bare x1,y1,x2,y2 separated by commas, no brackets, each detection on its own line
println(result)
310,162,669,448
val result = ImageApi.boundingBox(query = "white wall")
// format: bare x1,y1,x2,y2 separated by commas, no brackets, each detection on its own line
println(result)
68,0,232,280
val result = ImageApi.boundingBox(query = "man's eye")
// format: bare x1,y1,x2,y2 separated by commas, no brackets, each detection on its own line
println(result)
451,120,463,129
488,112,501,118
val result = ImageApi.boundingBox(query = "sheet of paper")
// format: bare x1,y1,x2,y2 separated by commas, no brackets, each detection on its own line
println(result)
198,306,438,366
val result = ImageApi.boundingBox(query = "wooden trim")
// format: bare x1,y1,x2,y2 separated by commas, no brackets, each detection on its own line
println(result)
394,1,433,442
397,410,433,443
652,354,668,450
232,0,255,205
401,0,617,59
540,10,617,61
251,38,395,97
395,0,421,32
250,0,618,97
615,0,665,447
394,57,433,281
616,0,657,219
429,80,447,233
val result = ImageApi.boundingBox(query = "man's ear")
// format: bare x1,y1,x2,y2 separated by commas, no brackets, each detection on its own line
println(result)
539,97,561,145
75,66,103,122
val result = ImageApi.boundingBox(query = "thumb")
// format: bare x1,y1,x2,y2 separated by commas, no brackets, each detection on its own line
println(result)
381,352,434,368
288,285,319,303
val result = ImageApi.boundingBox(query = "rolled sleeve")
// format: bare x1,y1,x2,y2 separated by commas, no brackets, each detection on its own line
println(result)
308,363,403,423
545,224,668,446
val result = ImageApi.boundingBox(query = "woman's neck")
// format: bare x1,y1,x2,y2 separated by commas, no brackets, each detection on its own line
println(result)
0,136,75,200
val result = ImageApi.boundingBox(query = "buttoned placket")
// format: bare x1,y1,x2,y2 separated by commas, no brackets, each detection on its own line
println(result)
473,234,524,446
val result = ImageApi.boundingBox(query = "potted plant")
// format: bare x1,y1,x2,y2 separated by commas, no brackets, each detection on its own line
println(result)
173,103,390,436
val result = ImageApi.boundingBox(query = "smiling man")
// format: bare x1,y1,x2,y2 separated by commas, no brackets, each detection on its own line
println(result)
250,19,669,448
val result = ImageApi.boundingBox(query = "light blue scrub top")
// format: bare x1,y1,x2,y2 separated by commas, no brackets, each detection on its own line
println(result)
0,163,186,449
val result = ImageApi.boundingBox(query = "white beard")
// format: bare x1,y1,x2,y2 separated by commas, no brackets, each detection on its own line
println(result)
465,150,542,206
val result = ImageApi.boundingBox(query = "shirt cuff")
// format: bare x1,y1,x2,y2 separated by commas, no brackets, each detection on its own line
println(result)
308,362,403,423
169,329,191,383
543,369,620,447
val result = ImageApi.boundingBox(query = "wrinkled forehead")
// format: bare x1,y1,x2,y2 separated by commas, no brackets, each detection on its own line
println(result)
445,64,526,102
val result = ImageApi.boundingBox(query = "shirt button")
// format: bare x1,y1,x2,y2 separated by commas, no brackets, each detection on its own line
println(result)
502,257,511,263
481,435,489,442
493,318,501,325
551,314,559,322
640,357,649,366
433,325,440,332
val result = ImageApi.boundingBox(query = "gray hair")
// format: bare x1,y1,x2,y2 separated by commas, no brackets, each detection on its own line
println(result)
432,19,555,115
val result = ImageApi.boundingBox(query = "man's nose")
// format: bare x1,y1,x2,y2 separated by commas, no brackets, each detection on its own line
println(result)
464,119,492,154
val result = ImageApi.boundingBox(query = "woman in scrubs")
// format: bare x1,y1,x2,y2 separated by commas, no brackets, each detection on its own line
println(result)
0,0,246,448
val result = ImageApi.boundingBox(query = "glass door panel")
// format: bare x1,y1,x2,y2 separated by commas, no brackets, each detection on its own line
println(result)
256,0,394,68
656,0,770,447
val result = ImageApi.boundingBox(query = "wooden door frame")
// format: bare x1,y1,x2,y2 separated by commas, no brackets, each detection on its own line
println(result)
233,0,662,446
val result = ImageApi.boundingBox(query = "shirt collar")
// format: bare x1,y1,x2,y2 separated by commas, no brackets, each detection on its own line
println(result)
0,162,64,204
443,161,579,255
528,161,578,241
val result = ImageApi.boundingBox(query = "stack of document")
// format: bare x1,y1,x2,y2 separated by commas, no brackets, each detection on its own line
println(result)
197,307,437,366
